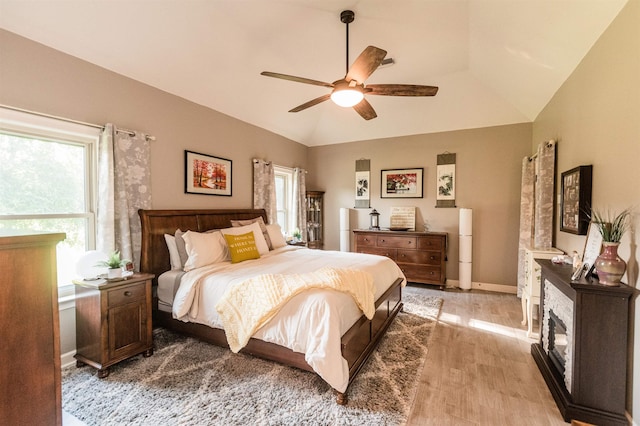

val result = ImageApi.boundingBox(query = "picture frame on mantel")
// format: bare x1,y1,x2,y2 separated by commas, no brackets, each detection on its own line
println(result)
560,165,592,235
185,150,232,196
381,168,423,198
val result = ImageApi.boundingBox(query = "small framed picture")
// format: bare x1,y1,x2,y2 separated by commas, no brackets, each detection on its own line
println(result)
381,168,424,198
582,221,603,276
560,165,592,235
185,150,232,196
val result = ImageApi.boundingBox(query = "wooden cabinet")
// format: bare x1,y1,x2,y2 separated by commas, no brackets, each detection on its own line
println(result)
0,231,65,426
532,260,634,425
306,190,324,249
353,229,447,288
521,246,563,338
75,273,154,378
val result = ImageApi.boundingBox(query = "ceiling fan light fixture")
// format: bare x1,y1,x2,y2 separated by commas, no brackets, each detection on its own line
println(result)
330,85,364,107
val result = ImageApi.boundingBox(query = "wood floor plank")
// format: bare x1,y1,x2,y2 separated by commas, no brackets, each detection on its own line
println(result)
405,286,566,425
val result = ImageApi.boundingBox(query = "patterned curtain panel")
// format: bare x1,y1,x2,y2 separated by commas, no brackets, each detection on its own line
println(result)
292,168,307,241
252,159,276,223
517,157,536,297
97,124,152,270
534,141,556,248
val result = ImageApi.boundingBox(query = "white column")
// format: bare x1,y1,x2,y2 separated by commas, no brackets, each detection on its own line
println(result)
339,208,350,252
459,208,473,290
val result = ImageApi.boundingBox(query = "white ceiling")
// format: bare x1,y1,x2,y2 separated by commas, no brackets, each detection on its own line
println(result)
0,0,628,146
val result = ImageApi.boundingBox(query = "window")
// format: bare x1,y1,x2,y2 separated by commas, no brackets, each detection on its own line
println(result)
274,165,295,236
0,108,99,296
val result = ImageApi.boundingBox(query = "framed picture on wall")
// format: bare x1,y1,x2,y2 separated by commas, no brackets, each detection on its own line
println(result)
381,168,423,198
560,165,592,235
185,150,232,196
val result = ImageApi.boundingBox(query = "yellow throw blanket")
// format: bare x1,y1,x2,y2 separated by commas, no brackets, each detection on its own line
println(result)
215,267,375,353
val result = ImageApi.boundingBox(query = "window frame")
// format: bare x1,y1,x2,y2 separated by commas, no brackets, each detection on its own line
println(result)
0,107,100,297
274,165,295,236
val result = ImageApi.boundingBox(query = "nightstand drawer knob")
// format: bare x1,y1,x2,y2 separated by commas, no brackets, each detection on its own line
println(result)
124,291,132,297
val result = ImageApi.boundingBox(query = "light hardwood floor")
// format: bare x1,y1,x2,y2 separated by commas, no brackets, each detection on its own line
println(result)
405,285,567,426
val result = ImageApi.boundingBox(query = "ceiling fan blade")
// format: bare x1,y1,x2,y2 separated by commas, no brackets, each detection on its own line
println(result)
345,46,387,84
261,71,334,88
352,98,377,120
289,94,332,113
366,84,439,96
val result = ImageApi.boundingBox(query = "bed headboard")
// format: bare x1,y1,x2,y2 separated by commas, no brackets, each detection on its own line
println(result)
138,208,268,281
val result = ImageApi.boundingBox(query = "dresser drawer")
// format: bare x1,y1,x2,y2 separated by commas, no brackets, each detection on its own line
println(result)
376,235,416,248
357,247,397,261
355,234,377,247
107,282,146,307
399,264,443,283
397,249,442,265
418,236,444,250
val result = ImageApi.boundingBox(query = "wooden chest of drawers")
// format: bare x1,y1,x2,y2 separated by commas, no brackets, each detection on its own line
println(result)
353,229,447,288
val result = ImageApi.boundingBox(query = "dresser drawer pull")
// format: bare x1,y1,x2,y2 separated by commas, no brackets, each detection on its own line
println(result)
381,239,386,243
407,241,412,245
124,291,132,297
430,256,436,260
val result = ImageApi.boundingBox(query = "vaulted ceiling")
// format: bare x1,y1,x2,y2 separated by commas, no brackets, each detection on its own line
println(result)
0,0,628,146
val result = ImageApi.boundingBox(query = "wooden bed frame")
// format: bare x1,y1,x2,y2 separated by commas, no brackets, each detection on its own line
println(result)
138,208,403,404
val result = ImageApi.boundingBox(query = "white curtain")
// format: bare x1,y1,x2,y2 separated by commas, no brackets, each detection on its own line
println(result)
292,167,307,241
517,157,536,297
253,159,276,223
516,141,556,297
534,141,556,248
97,124,152,270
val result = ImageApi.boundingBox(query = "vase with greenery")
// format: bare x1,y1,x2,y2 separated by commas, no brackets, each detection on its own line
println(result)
95,250,130,279
591,208,631,286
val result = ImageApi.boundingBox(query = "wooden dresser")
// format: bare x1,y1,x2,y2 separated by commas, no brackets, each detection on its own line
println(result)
0,231,65,426
353,229,447,288
74,273,154,378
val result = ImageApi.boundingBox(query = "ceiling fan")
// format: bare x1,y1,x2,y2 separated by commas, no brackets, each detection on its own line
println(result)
261,10,438,120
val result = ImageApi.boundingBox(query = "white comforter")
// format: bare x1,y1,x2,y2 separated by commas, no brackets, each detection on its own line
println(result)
171,246,405,393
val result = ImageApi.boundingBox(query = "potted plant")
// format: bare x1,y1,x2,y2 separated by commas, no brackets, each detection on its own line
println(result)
591,208,631,285
95,250,130,279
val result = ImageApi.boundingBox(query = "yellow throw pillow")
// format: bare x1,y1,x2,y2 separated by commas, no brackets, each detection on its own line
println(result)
224,232,261,263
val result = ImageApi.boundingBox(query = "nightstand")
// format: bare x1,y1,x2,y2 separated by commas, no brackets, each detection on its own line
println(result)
74,273,154,378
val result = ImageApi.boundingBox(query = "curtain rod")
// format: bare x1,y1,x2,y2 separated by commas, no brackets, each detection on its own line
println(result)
0,104,156,141
527,140,556,161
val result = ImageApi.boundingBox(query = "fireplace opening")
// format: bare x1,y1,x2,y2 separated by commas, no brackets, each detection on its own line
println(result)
549,310,568,375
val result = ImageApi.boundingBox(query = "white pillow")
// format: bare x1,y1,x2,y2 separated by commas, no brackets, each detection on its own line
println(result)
164,234,182,270
221,222,270,255
182,230,228,272
266,224,287,249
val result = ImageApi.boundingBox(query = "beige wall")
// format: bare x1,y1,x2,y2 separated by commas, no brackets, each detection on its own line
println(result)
0,30,308,210
308,123,532,287
533,0,639,416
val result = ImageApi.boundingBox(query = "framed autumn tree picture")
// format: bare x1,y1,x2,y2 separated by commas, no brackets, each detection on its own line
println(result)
185,150,232,196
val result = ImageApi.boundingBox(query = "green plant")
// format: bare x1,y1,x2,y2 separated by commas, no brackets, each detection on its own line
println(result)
95,250,130,269
591,208,632,243
292,228,302,240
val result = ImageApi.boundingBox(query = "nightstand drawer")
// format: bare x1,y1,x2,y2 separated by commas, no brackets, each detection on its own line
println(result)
107,283,146,307
376,235,416,248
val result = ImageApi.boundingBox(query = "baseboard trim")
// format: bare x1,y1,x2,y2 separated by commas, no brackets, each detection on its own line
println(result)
446,279,517,294
61,350,76,369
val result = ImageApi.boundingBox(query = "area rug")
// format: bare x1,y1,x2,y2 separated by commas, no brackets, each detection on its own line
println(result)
62,292,442,426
